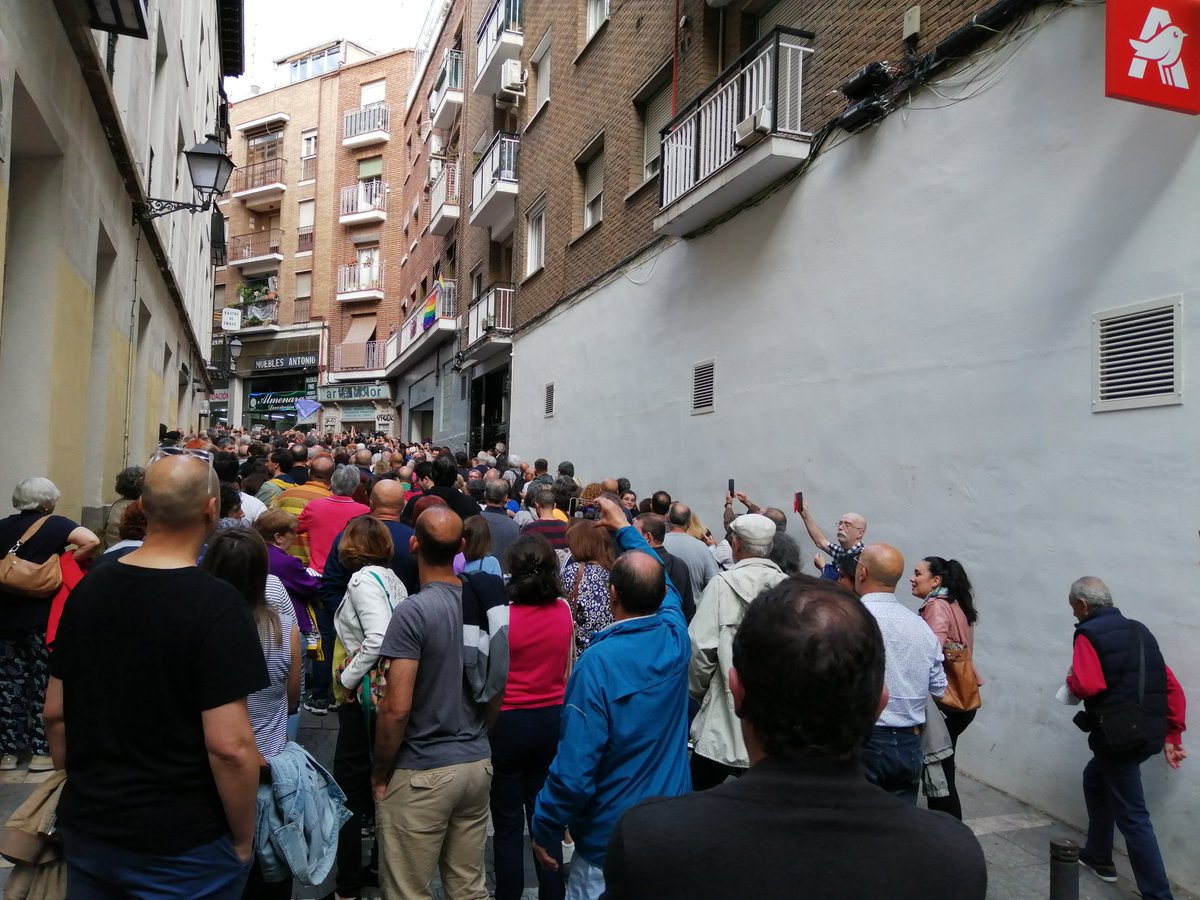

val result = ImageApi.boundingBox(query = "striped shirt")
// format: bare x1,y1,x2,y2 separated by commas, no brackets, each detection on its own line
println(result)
521,518,569,551
247,575,296,758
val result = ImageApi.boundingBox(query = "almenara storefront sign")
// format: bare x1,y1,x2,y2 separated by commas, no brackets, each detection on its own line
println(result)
248,390,317,412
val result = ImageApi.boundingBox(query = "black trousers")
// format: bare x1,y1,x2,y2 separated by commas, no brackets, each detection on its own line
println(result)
488,706,565,900
927,708,977,820
333,701,374,896
689,752,746,791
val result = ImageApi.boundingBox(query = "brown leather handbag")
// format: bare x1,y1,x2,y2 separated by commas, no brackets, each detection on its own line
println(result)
0,517,63,599
940,641,982,712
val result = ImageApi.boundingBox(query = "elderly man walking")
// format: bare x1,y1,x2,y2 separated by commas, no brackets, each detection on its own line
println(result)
1062,577,1186,899
688,514,786,789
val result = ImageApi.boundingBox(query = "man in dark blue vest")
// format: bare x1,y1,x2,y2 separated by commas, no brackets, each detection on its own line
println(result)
1064,576,1186,900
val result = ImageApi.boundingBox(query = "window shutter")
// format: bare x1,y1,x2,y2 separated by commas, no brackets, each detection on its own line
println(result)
358,156,383,179
643,86,673,176
1093,298,1182,412
298,199,315,228
295,271,312,298
544,382,555,417
585,154,604,204
692,360,715,414
536,51,551,107
360,79,386,105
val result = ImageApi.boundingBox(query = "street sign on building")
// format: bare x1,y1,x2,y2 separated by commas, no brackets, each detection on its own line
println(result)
221,307,243,331
252,353,319,371
317,383,393,401
1107,1,1200,114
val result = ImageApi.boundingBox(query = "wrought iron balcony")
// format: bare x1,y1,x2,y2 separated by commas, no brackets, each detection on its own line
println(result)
339,180,388,224
475,0,523,95
343,102,390,147
430,160,461,235
227,229,283,268
469,133,518,238
337,262,385,301
333,340,382,371
430,49,464,129
231,158,287,211
466,283,514,351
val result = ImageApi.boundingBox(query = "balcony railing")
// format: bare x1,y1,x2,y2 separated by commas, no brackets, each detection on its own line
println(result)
292,298,310,324
430,49,464,123
344,102,390,139
297,225,313,253
337,263,384,294
239,299,280,328
300,155,316,181
660,27,814,209
396,283,458,358
471,133,519,212
228,229,283,261
432,159,460,213
467,283,514,345
340,180,387,217
476,0,523,79
231,158,286,193
334,340,382,371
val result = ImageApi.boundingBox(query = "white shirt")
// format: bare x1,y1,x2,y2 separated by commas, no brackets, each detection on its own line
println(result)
860,592,946,728
239,491,267,524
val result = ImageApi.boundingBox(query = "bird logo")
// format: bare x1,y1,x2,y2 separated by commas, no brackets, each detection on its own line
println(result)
1129,8,1190,89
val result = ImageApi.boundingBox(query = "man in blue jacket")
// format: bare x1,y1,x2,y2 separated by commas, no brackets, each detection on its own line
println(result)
530,496,691,900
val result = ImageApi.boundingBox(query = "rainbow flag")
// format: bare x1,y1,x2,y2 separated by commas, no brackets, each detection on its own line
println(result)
422,291,437,329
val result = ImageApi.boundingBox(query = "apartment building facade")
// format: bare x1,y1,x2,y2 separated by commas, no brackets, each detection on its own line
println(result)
0,0,241,527
214,41,414,434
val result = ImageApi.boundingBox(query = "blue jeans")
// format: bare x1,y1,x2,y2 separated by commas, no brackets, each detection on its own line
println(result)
1082,753,1174,900
62,828,251,899
565,851,605,900
861,726,923,804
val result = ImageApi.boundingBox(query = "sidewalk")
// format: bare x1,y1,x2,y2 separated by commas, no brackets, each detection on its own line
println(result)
2,735,1194,900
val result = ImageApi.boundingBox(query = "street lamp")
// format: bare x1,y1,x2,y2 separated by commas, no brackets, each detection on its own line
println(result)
227,336,243,379
137,134,235,221
85,0,149,38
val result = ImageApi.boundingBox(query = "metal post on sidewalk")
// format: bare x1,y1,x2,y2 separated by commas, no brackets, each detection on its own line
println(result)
1049,838,1080,900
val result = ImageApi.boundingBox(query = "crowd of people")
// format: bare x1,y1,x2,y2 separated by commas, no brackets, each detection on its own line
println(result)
0,426,1187,900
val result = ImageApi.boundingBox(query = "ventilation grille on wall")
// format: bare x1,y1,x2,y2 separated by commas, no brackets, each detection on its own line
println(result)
544,382,555,417
692,359,715,414
1093,297,1182,412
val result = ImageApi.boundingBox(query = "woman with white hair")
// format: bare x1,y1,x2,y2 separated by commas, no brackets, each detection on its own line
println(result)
0,477,99,772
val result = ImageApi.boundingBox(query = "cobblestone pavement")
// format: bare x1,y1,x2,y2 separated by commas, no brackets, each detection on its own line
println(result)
1,719,1194,900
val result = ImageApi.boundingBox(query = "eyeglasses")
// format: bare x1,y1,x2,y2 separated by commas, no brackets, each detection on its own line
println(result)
149,446,214,465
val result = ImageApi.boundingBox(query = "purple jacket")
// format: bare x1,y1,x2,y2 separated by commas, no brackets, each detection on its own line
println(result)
267,544,318,632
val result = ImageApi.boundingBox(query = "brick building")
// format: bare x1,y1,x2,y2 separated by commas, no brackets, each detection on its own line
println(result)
214,39,414,433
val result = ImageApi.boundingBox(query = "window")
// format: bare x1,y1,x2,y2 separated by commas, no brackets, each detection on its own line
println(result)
471,266,483,300
544,382,555,417
1093,297,1182,412
300,129,317,180
583,151,604,229
289,45,341,83
360,79,385,105
641,83,672,180
586,0,610,40
247,130,281,165
297,200,314,252
531,32,551,112
295,271,312,299
691,359,715,414
526,199,546,274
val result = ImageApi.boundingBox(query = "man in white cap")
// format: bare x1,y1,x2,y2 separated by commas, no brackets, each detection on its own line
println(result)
687,513,787,789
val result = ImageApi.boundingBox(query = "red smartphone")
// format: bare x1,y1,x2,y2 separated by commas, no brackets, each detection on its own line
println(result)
794,491,803,513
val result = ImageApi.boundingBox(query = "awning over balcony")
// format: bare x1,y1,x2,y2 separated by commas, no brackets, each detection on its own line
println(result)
345,315,377,344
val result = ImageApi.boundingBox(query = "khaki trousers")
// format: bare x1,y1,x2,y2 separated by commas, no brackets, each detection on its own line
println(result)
376,758,493,900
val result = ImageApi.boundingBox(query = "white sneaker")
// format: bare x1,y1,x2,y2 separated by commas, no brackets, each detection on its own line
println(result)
0,754,18,771
28,754,54,772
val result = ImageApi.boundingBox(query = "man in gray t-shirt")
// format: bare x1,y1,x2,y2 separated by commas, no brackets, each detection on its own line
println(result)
371,507,496,898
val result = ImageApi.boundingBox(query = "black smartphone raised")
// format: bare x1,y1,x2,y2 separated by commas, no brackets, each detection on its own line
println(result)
728,478,735,495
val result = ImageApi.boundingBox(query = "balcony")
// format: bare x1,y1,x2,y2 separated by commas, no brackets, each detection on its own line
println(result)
654,28,815,237
469,133,518,238
337,263,385,302
463,283,514,364
430,160,461,236
300,155,316,181
343,102,390,148
475,0,523,96
339,181,388,225
292,298,310,324
231,158,287,212
385,283,459,372
430,49,464,130
297,225,313,253
233,298,281,333
333,340,383,372
227,229,283,274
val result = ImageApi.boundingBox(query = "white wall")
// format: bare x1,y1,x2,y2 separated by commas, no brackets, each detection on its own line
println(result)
511,6,1200,891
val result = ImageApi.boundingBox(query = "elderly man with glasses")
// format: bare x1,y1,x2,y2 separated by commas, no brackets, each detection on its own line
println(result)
797,499,866,581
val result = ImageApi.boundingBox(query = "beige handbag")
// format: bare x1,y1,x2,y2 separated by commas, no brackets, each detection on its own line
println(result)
0,518,62,599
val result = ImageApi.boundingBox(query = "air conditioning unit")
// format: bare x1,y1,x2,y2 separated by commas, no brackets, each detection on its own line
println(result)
734,108,771,148
430,133,446,158
500,59,526,95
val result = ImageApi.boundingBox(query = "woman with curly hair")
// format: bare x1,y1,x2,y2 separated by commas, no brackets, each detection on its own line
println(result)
560,518,616,651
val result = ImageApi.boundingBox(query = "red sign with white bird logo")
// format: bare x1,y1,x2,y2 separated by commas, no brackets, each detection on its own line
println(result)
1107,0,1200,113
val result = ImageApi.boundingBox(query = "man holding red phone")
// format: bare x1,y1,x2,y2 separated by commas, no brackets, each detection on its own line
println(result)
798,498,866,581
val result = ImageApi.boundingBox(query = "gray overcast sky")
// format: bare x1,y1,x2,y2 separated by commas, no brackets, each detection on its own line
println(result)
225,0,425,100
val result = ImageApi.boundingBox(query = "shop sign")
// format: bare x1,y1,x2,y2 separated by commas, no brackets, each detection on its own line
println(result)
209,389,230,402
338,404,377,421
375,410,395,432
252,353,319,371
317,383,392,401
322,412,339,432
1106,1,1200,114
221,308,242,331
248,390,315,411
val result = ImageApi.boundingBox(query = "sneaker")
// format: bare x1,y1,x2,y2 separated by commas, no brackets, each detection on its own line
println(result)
28,754,54,772
0,754,18,771
1079,857,1118,883
303,696,329,716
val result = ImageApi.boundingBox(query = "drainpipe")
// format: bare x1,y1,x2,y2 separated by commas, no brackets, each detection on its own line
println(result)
673,0,681,113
